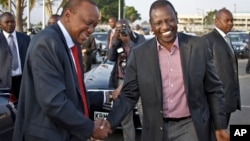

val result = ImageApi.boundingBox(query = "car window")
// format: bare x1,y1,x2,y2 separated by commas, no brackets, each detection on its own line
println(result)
93,33,107,42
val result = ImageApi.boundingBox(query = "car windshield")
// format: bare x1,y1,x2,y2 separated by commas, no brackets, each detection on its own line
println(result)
229,35,240,42
228,32,249,43
92,33,107,42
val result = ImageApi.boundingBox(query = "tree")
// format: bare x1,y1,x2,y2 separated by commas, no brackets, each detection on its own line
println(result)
0,0,36,32
94,0,141,23
124,6,141,23
204,10,217,26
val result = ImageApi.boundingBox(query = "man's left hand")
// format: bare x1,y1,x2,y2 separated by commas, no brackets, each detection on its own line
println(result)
215,129,229,141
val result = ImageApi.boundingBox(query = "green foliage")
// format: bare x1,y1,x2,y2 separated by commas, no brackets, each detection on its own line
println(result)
94,0,141,23
204,10,217,25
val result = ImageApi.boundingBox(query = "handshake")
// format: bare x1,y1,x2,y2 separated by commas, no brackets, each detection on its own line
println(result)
90,118,112,140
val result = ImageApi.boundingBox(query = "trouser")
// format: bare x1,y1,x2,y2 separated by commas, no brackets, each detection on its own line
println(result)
163,118,199,141
225,112,231,127
246,57,250,73
121,111,135,141
117,79,135,141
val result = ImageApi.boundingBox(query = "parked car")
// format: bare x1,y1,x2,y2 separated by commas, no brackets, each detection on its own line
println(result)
91,32,108,64
0,88,16,141
84,59,142,130
228,31,249,58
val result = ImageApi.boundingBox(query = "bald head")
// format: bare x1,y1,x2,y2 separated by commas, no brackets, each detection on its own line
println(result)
215,8,233,34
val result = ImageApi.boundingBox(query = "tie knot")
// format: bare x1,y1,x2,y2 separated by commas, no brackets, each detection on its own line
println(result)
9,34,13,38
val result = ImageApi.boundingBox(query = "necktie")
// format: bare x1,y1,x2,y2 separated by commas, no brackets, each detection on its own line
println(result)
225,35,235,54
71,45,89,117
8,34,18,70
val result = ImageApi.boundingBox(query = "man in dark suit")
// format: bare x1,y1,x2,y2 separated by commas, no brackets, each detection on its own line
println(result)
13,0,111,141
81,34,97,72
107,17,117,50
203,8,241,127
0,12,30,101
98,0,229,141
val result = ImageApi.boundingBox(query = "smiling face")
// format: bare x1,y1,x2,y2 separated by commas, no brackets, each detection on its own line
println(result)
62,1,99,45
150,5,178,48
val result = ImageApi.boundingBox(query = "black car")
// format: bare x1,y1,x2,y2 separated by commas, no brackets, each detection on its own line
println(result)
84,59,142,130
91,32,108,64
228,31,249,58
0,88,17,141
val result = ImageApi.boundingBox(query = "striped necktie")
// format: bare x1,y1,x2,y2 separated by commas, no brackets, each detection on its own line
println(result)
8,34,18,70
225,35,235,54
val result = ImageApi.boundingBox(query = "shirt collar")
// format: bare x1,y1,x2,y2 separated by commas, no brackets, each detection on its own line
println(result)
156,35,179,51
57,21,74,49
2,30,17,39
215,26,227,38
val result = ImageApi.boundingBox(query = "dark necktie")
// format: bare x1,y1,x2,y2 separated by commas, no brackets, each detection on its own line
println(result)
71,45,89,117
225,35,235,54
8,34,18,70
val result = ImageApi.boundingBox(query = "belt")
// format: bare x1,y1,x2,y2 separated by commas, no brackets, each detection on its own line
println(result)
163,116,191,122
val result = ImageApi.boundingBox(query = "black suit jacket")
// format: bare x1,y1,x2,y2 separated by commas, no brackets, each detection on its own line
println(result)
107,33,227,141
203,29,241,113
13,24,104,141
0,31,30,97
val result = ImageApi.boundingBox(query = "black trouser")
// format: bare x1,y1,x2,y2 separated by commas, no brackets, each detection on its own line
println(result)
11,75,22,100
246,58,250,73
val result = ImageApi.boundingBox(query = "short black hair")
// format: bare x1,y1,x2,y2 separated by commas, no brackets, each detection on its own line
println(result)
149,0,178,20
61,0,97,15
0,12,15,21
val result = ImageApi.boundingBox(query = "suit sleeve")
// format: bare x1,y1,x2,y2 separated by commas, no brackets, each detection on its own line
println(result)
203,39,227,129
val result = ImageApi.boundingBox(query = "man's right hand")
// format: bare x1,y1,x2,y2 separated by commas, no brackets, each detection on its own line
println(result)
91,118,112,140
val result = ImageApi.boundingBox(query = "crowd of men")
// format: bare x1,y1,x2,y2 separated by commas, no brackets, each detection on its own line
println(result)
0,0,246,141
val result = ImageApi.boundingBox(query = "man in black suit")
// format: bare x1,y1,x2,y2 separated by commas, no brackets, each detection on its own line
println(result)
203,8,241,127
0,12,30,101
13,0,111,141
98,0,229,141
107,17,117,50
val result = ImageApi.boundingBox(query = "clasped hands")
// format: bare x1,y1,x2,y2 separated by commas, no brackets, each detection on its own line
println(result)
91,118,112,140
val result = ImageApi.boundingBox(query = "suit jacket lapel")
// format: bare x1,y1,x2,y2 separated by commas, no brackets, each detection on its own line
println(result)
178,33,191,96
145,38,162,101
213,29,236,60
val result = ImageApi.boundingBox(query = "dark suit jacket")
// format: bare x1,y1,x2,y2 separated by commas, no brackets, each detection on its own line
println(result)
107,33,227,141
0,31,30,96
203,29,241,113
13,24,104,141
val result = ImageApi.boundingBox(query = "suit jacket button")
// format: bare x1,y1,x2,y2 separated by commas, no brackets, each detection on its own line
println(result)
160,110,163,113
160,127,163,130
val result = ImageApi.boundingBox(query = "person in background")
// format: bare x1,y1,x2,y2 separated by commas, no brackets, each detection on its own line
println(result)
0,12,30,101
134,24,145,35
98,0,229,141
182,26,188,33
202,8,241,127
246,32,250,74
81,34,97,72
108,19,146,141
107,17,117,49
47,14,61,26
12,0,111,141
27,28,36,39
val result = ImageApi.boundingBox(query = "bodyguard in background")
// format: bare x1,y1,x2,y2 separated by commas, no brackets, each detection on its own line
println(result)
81,34,97,72
0,12,30,101
203,8,241,127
